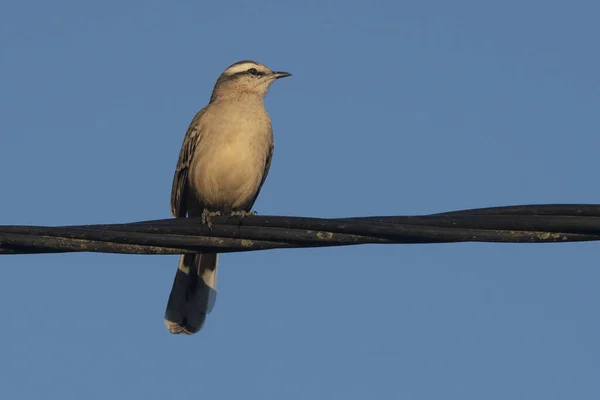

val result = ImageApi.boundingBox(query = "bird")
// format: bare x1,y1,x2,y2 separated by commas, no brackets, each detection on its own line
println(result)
164,60,291,335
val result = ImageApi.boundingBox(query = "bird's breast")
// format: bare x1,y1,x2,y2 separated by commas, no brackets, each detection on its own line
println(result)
189,104,273,211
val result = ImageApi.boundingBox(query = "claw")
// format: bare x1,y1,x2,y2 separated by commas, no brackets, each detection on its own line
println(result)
230,210,257,218
228,210,256,224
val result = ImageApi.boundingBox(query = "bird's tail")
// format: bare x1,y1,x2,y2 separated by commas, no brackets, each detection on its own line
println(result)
164,253,218,335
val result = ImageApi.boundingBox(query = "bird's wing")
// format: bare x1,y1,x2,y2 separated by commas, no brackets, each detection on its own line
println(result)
170,107,208,218
246,141,274,211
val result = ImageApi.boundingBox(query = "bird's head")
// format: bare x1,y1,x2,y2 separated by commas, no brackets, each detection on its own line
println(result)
210,60,291,102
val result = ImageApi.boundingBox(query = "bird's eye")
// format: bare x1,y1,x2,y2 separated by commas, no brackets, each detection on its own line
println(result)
247,68,259,75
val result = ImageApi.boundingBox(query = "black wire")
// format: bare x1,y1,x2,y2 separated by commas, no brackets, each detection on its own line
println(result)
1,204,600,255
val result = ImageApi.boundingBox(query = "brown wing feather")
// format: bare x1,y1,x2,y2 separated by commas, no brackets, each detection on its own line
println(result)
170,107,208,218
245,142,274,211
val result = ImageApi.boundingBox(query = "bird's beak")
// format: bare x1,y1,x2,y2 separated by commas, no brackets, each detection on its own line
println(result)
272,71,292,79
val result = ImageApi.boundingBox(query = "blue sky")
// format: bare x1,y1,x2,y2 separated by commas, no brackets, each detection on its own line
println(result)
1,0,599,398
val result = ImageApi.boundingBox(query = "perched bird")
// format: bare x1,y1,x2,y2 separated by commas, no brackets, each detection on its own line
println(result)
165,60,291,335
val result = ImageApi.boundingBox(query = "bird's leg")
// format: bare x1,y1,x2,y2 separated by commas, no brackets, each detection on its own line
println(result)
201,209,222,228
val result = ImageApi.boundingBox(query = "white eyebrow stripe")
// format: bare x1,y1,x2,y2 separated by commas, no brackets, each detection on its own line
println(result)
223,62,267,75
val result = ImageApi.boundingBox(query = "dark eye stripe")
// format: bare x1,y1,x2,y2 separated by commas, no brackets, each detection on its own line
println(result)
219,68,266,84
247,68,265,76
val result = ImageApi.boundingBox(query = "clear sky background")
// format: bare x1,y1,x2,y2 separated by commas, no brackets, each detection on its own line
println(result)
1,0,599,398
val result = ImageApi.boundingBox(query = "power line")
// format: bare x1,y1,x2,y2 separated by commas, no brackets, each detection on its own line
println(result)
2,204,600,255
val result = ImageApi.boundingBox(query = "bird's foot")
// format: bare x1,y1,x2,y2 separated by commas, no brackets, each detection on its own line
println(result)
201,209,222,229
230,210,257,218
228,210,257,225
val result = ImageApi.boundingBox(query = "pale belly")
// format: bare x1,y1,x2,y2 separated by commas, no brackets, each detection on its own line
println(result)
189,139,266,211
